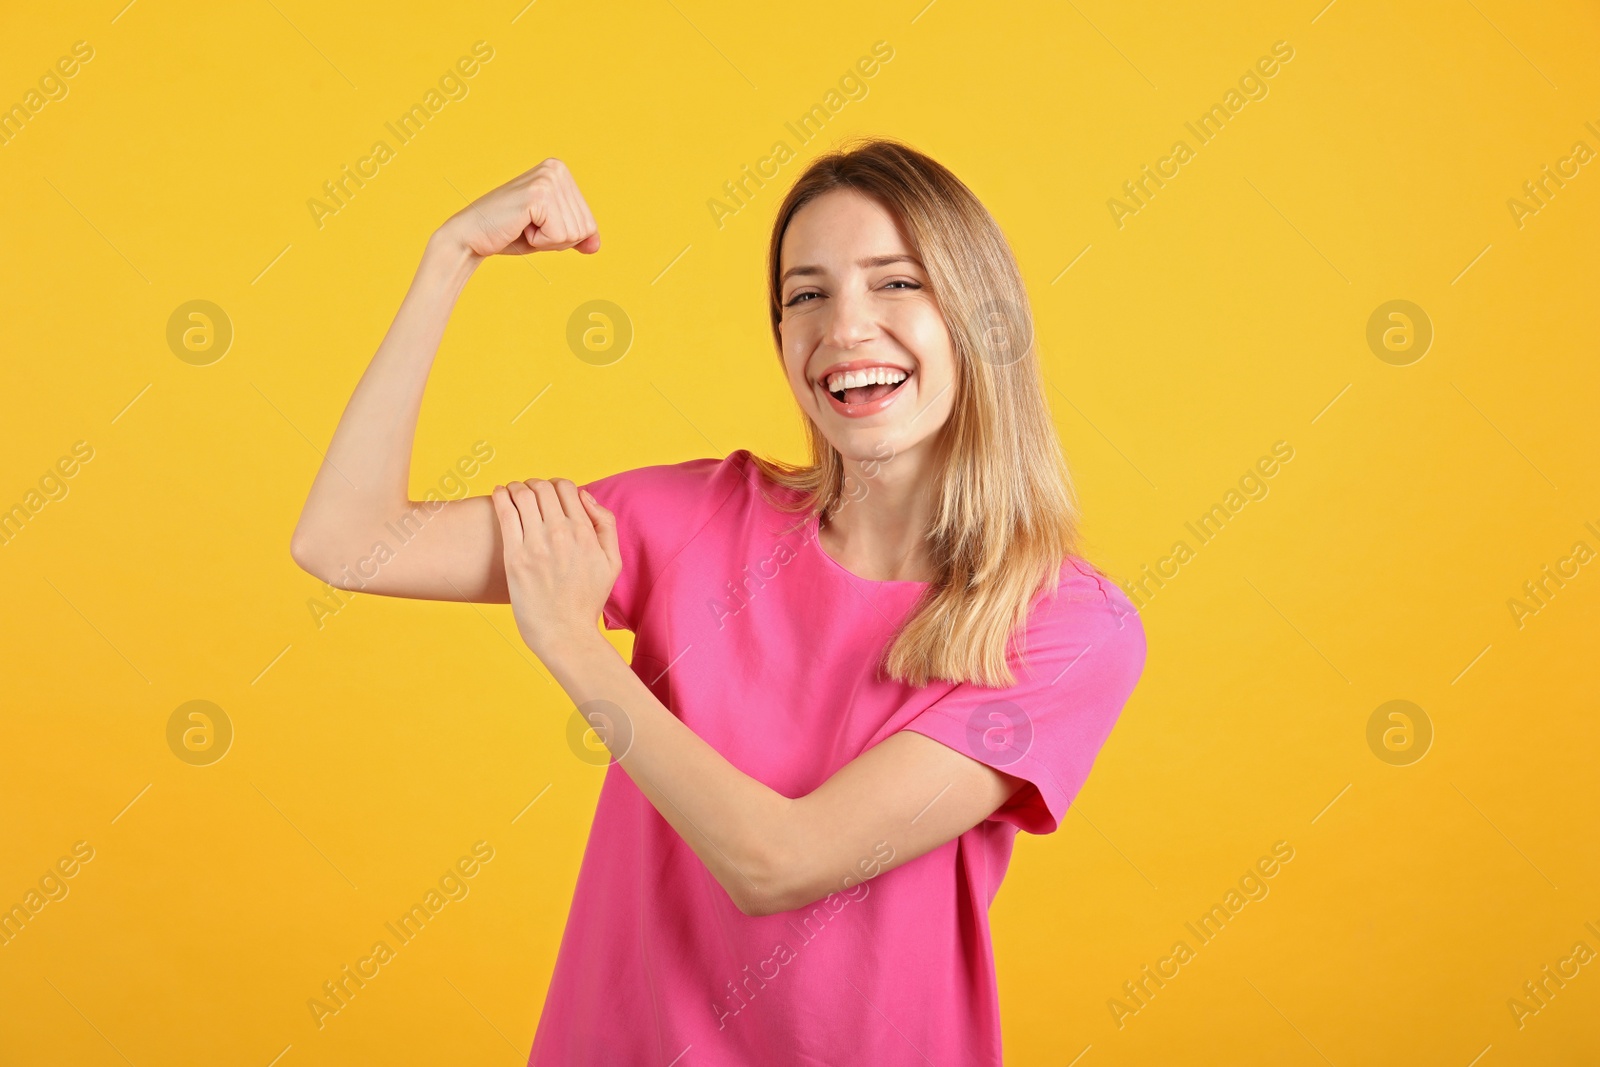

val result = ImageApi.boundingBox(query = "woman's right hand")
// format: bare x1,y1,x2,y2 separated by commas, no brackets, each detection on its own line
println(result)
435,158,601,260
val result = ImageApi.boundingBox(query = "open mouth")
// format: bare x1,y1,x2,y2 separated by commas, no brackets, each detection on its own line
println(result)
825,368,911,407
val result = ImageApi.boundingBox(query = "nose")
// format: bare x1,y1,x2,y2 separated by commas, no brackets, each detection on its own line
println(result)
822,285,876,351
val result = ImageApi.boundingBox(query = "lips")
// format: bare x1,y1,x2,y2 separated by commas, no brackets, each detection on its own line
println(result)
814,359,914,419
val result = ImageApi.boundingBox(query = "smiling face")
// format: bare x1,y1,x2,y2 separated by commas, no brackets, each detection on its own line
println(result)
777,189,957,466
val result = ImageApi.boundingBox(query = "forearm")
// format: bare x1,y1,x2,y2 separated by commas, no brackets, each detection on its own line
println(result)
292,233,480,560
541,633,795,914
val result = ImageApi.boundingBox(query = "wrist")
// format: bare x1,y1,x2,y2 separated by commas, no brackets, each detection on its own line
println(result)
537,628,624,708
423,226,483,280
535,627,617,669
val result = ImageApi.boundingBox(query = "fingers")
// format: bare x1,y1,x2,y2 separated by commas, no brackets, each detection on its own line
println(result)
525,161,599,253
527,219,597,253
489,485,525,547
506,481,543,531
529,479,565,521
505,478,603,546
582,488,620,568
525,181,578,252
568,180,600,252
552,479,588,525
462,157,601,258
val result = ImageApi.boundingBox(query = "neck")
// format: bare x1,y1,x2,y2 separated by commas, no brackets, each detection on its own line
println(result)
818,440,939,583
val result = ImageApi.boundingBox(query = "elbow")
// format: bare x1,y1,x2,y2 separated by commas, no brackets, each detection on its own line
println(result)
734,884,786,919
729,831,796,921
726,798,852,917
729,844,818,918
729,863,788,918
735,888,789,919
289,523,333,582
737,878,834,918
289,531,314,574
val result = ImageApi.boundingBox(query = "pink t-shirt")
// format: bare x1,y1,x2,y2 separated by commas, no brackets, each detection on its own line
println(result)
531,450,1146,1065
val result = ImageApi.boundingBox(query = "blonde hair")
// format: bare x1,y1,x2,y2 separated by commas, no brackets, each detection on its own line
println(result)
751,137,1083,688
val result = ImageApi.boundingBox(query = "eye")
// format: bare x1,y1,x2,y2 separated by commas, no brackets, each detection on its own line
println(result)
784,290,821,307
882,279,921,291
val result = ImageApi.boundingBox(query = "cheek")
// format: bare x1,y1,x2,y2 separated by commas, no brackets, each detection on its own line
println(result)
780,338,818,406
898,306,954,378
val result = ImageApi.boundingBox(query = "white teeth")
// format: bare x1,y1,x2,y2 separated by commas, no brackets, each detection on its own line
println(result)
825,367,908,392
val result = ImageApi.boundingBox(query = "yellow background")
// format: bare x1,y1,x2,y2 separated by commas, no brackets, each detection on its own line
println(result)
3,0,1597,1063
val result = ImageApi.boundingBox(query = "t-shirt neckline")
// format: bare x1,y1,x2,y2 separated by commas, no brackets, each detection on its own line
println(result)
806,508,931,588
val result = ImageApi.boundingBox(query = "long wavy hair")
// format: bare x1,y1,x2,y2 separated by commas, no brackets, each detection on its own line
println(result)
751,137,1083,688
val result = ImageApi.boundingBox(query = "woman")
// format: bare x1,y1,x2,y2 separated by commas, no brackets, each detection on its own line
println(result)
291,139,1147,1065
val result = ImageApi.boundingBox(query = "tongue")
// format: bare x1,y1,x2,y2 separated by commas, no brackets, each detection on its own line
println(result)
843,382,896,405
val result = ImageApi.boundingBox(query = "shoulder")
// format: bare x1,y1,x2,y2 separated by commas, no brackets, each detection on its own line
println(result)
581,449,785,548
1021,555,1147,674
583,449,758,511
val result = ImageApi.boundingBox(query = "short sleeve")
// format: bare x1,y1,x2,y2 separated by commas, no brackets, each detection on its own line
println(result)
898,560,1147,835
579,455,739,633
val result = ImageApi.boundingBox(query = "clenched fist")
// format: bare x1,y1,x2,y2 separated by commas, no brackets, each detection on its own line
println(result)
437,158,601,259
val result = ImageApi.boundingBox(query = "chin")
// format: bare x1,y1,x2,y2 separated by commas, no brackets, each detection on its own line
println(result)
824,423,913,467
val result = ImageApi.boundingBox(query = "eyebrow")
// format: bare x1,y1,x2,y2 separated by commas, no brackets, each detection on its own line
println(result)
779,254,923,286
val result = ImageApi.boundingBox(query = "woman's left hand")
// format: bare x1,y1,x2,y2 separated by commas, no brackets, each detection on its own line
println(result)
489,478,621,659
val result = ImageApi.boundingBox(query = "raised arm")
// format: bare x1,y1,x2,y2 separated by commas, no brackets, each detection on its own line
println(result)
288,158,601,602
